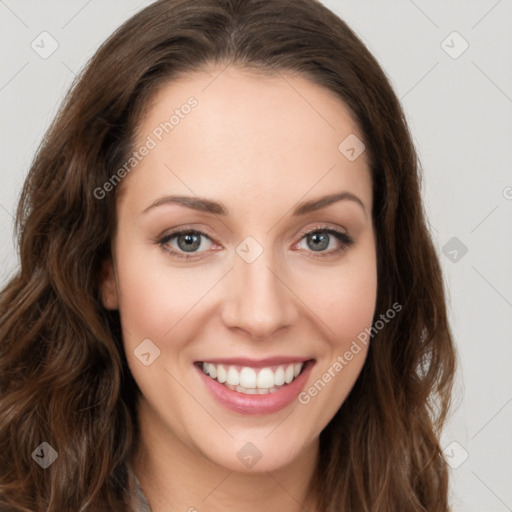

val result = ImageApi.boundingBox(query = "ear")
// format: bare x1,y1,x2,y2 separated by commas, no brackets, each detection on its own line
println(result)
99,258,119,310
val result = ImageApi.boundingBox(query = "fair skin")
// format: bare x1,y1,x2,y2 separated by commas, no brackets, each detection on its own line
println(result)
101,65,377,512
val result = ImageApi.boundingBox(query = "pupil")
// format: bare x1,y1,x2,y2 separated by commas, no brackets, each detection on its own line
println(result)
178,233,200,252
308,232,329,251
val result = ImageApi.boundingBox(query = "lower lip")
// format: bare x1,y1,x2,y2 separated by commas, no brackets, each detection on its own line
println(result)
195,360,315,415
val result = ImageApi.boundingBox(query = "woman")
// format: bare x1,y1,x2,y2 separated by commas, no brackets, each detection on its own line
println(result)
0,0,456,510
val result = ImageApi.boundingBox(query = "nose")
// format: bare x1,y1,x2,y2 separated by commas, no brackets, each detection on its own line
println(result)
220,251,299,340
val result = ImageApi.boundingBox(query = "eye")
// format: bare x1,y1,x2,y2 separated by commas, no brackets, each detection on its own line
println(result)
158,229,215,259
157,225,354,261
295,226,354,258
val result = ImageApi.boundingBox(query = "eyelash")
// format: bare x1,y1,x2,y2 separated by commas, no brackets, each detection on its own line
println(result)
157,225,355,261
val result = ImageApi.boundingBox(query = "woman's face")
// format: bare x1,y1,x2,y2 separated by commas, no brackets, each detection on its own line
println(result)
102,65,377,473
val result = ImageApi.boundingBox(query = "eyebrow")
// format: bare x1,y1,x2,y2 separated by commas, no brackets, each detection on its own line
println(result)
142,191,366,217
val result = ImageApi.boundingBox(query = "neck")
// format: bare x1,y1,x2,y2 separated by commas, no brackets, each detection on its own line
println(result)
131,398,320,512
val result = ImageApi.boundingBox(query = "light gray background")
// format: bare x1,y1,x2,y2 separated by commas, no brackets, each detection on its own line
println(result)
1,1,511,510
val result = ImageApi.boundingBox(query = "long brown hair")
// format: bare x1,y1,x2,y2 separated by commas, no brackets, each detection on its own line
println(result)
0,0,456,510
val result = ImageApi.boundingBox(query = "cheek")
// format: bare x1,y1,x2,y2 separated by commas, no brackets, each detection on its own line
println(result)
329,266,377,339
294,258,377,429
114,241,194,345
114,238,229,360
302,250,377,347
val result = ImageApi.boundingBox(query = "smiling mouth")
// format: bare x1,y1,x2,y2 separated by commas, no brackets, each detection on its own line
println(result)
195,360,311,395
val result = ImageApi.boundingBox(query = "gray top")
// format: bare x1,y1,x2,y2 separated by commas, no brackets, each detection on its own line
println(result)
127,464,152,512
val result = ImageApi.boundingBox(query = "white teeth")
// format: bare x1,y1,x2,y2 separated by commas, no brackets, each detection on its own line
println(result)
216,364,227,383
274,366,285,386
207,363,217,379
284,365,294,384
239,367,257,388
200,361,306,392
236,385,257,394
257,368,275,389
226,366,240,386
228,384,281,395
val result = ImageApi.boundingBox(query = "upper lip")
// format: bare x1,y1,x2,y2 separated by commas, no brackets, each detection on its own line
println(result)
196,356,314,368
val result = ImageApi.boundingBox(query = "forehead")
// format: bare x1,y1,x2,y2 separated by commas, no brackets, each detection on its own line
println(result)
121,65,372,215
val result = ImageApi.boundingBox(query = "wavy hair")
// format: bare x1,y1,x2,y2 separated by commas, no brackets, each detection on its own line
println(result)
0,0,456,510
